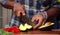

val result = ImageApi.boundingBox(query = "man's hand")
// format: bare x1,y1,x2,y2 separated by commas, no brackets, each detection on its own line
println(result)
32,14,46,29
13,3,25,17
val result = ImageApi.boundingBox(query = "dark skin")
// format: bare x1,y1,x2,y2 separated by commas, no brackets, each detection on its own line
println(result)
0,0,59,29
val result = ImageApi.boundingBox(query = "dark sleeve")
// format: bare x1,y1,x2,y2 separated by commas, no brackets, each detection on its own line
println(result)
46,0,60,19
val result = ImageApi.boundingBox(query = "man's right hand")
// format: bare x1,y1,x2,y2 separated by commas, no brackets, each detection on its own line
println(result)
13,3,25,17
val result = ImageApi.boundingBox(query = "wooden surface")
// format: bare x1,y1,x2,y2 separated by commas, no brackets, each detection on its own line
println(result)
14,30,60,35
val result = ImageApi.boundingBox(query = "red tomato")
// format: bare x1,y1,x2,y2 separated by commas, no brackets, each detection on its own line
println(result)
3,26,20,33
3,28,11,32
10,26,20,33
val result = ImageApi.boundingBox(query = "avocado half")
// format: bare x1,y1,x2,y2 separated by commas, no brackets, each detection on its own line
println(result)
19,23,32,32
38,22,54,31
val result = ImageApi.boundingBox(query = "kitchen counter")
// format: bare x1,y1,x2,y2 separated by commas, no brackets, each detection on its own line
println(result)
14,30,60,35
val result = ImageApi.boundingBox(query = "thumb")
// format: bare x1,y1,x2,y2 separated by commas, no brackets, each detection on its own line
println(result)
31,17,36,22
42,20,46,25
16,11,20,17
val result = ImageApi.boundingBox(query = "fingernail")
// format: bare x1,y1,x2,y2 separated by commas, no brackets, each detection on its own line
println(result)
23,13,25,16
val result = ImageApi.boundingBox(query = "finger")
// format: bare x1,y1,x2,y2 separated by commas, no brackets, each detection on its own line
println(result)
16,11,21,17
13,7,16,14
13,8,15,12
22,10,25,16
35,18,38,21
33,19,43,29
16,8,23,17
31,16,36,22
13,6,15,12
42,20,46,25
